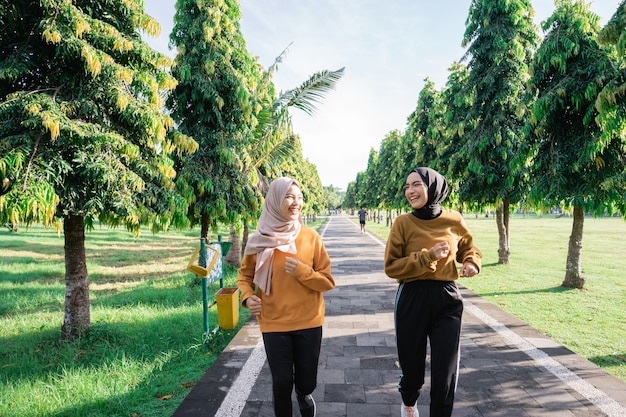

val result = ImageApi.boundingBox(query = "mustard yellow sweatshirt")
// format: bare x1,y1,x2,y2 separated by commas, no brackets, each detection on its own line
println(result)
384,210,482,283
237,226,335,333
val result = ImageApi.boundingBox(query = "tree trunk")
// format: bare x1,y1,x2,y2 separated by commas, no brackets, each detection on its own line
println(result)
224,224,241,267
60,214,90,341
504,198,510,244
200,212,209,240
562,205,585,289
496,199,511,264
242,223,249,258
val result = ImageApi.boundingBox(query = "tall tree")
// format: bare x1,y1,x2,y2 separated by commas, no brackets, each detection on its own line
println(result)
342,180,357,212
461,0,540,263
436,63,473,185
596,0,626,213
0,0,196,339
391,132,419,210
375,130,404,216
436,62,477,212
353,170,368,209
168,0,261,240
407,78,440,169
323,184,343,212
524,0,623,289
362,148,380,210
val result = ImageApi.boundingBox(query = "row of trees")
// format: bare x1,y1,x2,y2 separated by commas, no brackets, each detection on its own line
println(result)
344,0,626,289
0,0,342,339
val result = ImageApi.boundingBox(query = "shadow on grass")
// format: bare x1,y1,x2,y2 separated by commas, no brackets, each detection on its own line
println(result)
588,353,626,369
0,246,196,286
1,241,194,263
0,239,64,255
473,285,578,298
0,288,64,317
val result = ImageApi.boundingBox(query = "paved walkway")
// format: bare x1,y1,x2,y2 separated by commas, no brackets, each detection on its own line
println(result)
172,215,626,417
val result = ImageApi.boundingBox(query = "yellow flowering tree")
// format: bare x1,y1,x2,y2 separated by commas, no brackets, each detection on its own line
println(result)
0,0,197,340
168,0,262,241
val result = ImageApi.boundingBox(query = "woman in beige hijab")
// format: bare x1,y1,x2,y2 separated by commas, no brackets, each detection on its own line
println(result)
238,177,335,417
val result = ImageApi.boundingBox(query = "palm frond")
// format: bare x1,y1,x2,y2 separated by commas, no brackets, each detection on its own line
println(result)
267,42,293,75
255,133,299,169
277,67,345,115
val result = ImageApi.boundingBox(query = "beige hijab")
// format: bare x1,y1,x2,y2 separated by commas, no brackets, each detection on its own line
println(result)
244,177,302,294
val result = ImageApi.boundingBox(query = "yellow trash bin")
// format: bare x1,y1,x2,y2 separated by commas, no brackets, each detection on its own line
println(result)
215,287,239,330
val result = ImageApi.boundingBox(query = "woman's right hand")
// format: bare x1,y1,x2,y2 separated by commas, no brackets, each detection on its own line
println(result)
430,241,450,260
245,295,262,316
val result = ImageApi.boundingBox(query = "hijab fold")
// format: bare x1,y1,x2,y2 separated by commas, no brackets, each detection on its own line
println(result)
411,167,449,220
244,177,302,294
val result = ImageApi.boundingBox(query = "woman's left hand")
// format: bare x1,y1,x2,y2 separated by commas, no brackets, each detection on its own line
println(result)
460,261,478,277
285,257,299,274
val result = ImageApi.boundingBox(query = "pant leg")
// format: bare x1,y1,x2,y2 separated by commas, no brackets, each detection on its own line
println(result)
293,326,322,398
429,281,463,417
263,332,294,417
395,281,431,406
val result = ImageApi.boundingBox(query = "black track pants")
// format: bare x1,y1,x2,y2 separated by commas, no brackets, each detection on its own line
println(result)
394,280,463,417
262,326,322,417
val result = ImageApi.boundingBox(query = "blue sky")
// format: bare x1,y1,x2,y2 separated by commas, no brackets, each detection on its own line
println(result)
143,1,620,192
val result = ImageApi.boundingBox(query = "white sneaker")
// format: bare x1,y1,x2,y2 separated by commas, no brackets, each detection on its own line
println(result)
401,403,418,417
297,394,316,417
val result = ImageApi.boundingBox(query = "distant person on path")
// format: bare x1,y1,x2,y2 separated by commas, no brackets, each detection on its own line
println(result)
358,206,367,233
384,167,482,417
238,177,335,417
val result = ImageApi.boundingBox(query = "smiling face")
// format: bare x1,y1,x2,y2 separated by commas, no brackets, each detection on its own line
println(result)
280,183,304,221
405,171,428,209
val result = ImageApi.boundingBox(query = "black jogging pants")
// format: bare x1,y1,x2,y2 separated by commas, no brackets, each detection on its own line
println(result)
394,279,463,417
262,326,322,417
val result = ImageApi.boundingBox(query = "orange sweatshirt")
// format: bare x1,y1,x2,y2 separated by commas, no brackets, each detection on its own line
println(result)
237,226,335,333
384,210,482,283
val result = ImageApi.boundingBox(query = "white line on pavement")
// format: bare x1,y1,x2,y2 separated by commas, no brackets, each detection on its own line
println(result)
319,215,331,238
214,340,266,417
465,301,626,417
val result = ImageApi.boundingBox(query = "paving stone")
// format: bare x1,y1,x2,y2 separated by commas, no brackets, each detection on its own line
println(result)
325,383,366,403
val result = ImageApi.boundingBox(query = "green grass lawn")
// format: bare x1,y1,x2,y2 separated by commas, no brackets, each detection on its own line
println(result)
362,213,626,382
